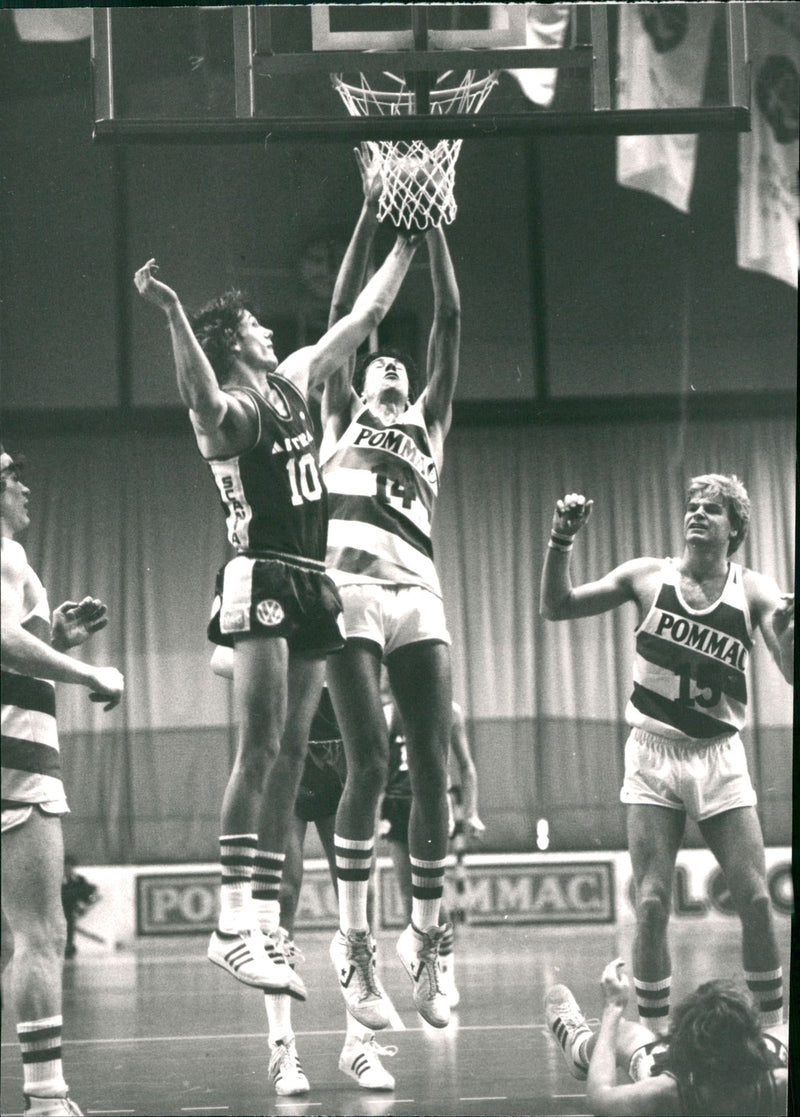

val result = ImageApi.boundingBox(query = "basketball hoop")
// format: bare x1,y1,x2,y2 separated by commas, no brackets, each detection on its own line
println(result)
332,68,499,230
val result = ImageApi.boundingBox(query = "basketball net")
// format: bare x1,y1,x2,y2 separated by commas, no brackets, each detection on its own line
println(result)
332,69,499,230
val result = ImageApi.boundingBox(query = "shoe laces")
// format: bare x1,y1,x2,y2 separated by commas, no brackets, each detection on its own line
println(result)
347,932,383,999
271,1036,303,1075
550,988,587,1032
269,927,305,966
415,928,445,995
360,1033,398,1061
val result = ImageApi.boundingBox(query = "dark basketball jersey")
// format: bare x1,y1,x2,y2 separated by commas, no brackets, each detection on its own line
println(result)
207,378,327,562
652,1032,787,1116
626,560,753,740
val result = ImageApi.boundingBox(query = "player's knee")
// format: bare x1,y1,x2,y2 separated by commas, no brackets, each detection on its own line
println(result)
349,751,388,800
635,890,671,931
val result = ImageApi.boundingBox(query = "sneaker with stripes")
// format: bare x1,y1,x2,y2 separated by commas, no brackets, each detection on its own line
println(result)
268,1035,309,1096
262,928,308,1001
338,1033,397,1090
208,928,305,997
544,984,592,1080
396,923,450,1028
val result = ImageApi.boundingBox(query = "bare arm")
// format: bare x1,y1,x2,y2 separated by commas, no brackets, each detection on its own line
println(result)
539,493,650,620
586,960,676,1117
322,147,384,427
134,260,231,432
1,540,124,708
449,703,484,837
746,572,794,685
421,225,461,443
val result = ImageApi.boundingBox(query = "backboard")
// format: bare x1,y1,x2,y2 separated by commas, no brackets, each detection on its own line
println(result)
92,4,751,143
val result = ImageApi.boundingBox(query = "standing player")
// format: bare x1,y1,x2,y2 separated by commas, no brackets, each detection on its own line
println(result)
381,697,485,1008
133,224,419,997
1,447,124,1117
321,152,461,1029
545,959,788,1116
540,475,794,1033
210,648,396,1096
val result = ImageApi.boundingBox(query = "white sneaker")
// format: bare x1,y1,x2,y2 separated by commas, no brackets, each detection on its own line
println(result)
262,927,308,1001
396,923,450,1028
24,1097,83,1116
330,929,390,1030
208,928,306,998
339,1032,397,1090
439,954,460,1008
544,984,592,1080
268,1035,310,1096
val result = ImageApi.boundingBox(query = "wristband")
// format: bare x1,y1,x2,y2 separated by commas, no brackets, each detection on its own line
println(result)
549,531,574,552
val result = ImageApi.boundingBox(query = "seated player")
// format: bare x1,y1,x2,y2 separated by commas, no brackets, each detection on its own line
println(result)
381,693,484,1008
210,647,396,1097
545,958,788,1116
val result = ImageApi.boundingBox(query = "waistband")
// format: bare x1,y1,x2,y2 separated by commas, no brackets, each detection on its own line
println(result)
631,726,736,752
238,549,326,573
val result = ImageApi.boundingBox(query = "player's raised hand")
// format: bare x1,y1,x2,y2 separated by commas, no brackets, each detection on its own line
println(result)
772,592,794,639
354,144,383,211
466,813,486,840
52,597,109,649
134,258,180,312
87,666,125,711
553,493,594,538
600,958,629,1010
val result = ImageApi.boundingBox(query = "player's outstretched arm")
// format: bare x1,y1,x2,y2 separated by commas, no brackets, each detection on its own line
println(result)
294,231,420,400
586,961,675,1117
421,225,460,445
1,541,124,709
746,573,794,685
134,259,228,433
322,147,384,426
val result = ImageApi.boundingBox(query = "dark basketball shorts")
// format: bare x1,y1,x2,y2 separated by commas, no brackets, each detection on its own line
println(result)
381,795,411,844
294,739,346,823
208,553,345,655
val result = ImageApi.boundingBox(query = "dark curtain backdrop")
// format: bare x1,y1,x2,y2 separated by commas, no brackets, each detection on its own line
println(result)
16,414,794,863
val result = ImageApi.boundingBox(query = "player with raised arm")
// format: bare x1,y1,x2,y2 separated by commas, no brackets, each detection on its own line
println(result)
1,447,124,1117
321,147,461,1030
134,218,419,1000
545,959,788,1116
539,476,793,1035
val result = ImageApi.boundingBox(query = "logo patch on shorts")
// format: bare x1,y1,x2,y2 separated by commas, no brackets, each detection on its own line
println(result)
221,608,247,632
256,599,285,626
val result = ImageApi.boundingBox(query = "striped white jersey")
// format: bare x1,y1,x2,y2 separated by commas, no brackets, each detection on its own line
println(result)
625,559,753,741
1,570,64,805
320,399,441,595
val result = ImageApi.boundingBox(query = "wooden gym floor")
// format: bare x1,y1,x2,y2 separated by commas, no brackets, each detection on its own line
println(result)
0,920,792,1117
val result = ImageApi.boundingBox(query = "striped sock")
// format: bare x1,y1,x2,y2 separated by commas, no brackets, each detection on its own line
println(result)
634,975,671,1035
18,1016,68,1098
219,833,257,931
410,854,446,930
334,834,373,933
252,851,285,919
745,967,783,1027
439,921,455,959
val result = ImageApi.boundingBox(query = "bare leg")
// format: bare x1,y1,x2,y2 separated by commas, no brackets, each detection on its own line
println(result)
699,806,783,1023
2,811,70,1098
626,804,685,1031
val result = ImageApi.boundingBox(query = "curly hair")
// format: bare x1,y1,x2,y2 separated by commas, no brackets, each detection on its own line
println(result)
686,473,751,555
188,290,254,383
353,347,422,405
661,980,770,1095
